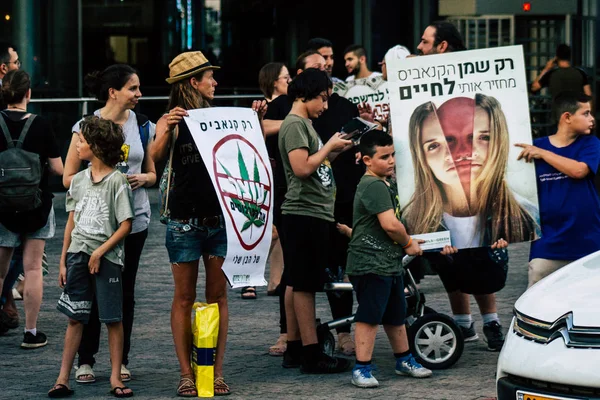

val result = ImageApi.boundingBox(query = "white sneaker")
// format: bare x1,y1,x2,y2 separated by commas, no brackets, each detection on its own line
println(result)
351,364,379,388
395,355,432,378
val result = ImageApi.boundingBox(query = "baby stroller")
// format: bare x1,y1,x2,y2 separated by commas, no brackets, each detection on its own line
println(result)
317,255,464,370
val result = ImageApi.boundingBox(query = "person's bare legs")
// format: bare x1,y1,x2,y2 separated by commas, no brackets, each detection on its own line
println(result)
474,293,496,314
203,253,228,391
170,260,199,396
354,322,378,361
284,286,300,341
447,291,471,315
267,228,283,292
22,239,45,330
53,319,84,389
106,321,132,395
384,324,410,353
267,242,284,292
294,291,317,345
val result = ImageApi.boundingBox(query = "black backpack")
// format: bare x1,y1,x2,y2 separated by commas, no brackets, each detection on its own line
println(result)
0,113,42,212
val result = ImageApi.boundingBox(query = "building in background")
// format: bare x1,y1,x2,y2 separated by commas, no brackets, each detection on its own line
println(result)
0,0,598,185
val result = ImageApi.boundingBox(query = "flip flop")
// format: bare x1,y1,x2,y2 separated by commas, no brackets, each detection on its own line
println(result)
110,386,134,398
268,334,287,357
240,286,257,300
48,384,74,398
75,364,96,383
121,364,131,382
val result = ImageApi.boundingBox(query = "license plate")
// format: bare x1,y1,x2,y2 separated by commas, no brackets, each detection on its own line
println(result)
517,390,578,400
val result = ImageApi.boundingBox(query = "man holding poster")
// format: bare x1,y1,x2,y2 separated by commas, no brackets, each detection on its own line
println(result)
387,22,540,351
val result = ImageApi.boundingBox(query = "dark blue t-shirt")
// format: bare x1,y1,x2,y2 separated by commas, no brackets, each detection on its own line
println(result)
530,134,600,260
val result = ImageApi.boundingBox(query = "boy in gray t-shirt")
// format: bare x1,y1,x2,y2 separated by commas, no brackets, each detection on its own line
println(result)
49,116,134,398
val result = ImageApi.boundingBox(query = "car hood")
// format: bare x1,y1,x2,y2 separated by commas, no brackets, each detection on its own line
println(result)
515,250,600,327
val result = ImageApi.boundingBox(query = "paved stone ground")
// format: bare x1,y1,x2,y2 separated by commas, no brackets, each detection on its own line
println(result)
0,189,531,400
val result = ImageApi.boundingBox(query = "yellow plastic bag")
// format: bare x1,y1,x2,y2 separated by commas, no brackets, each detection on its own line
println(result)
191,302,220,398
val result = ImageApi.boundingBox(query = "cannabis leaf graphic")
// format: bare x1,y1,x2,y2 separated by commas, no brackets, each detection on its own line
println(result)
219,144,266,237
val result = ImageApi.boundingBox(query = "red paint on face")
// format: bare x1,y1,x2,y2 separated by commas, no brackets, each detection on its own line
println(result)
436,97,475,201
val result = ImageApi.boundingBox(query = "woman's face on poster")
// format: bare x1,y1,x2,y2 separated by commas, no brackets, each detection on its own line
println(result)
420,100,491,190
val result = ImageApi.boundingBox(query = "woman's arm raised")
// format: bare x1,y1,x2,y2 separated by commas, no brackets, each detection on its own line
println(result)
62,132,82,188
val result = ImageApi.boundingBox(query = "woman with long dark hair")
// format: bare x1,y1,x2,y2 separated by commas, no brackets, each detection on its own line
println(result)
63,63,156,384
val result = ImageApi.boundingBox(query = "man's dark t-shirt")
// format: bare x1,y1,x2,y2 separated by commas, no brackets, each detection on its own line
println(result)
540,66,589,121
265,93,362,203
539,66,589,98
264,95,294,190
313,93,362,205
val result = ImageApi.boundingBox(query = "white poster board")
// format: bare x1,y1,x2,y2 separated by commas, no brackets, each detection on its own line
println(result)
333,76,390,121
387,45,540,248
185,107,272,287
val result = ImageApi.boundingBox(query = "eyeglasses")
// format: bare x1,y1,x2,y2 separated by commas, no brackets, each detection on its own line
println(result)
6,59,20,67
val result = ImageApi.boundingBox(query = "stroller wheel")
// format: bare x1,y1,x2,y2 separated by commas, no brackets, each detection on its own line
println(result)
408,313,464,370
317,327,336,357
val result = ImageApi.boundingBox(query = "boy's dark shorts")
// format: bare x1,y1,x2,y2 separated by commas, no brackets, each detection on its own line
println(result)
426,248,509,295
280,214,332,293
349,273,406,326
57,252,123,324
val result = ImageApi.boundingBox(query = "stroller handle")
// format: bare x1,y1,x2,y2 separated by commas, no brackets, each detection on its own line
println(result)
402,255,416,267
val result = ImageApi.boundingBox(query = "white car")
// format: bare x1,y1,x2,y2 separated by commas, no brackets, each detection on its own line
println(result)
497,250,600,400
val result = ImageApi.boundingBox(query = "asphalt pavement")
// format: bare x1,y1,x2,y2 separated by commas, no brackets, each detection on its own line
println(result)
0,189,532,399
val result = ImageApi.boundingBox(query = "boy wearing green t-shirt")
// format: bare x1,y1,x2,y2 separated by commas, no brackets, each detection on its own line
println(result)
346,131,455,388
278,68,354,374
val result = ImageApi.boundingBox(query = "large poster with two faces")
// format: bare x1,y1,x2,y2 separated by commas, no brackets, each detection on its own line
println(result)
387,45,540,249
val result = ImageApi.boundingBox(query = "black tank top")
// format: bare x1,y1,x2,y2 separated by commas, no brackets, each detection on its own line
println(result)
169,121,222,219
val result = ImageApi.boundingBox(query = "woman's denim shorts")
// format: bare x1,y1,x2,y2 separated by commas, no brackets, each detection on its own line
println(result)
0,207,56,247
165,216,227,264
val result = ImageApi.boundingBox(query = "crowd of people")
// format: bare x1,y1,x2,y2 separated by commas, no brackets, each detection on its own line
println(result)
0,18,599,398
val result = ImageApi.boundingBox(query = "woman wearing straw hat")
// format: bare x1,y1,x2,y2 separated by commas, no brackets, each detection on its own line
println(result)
151,51,266,397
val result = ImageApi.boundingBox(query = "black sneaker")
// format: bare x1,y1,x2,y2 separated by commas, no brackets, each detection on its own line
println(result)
21,331,47,349
282,349,301,368
300,354,352,374
459,322,479,342
483,321,505,351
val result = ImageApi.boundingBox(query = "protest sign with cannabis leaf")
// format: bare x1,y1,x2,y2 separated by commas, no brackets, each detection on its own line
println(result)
218,144,269,236
185,107,273,288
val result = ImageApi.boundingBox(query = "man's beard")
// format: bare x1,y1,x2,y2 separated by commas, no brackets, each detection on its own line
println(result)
350,63,361,76
418,47,438,56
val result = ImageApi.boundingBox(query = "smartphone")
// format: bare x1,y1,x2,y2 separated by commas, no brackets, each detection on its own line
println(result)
340,117,378,142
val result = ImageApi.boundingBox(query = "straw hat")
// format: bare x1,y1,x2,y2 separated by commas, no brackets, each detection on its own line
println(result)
166,51,220,84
